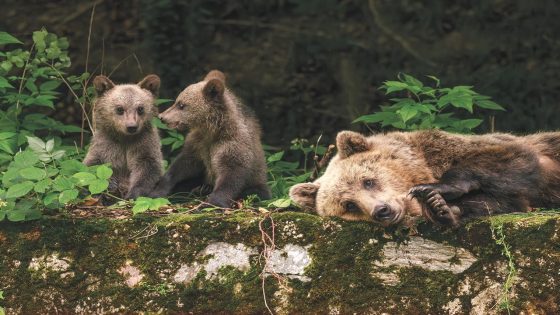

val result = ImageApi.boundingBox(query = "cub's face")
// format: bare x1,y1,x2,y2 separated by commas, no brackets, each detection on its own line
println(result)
159,70,226,131
93,75,160,135
290,131,428,227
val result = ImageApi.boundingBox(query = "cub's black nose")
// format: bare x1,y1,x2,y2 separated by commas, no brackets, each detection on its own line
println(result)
158,115,166,123
127,126,138,133
373,204,391,220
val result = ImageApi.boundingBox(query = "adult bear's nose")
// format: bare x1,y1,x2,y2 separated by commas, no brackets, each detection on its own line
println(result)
373,204,391,220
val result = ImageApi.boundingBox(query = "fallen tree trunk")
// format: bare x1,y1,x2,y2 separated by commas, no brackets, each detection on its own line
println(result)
0,211,559,314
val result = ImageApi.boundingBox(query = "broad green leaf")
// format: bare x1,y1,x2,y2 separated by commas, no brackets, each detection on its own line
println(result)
59,189,79,204
96,165,113,180
72,172,97,185
88,179,109,194
397,105,418,123
0,138,15,154
20,167,47,180
452,119,483,130
0,31,23,45
149,197,170,210
352,112,398,124
155,98,174,106
0,77,13,88
34,178,52,193
45,139,54,152
60,159,87,174
132,199,151,214
401,73,423,87
53,176,74,191
43,192,59,206
267,151,284,163
26,136,46,152
40,80,62,91
0,132,16,140
476,99,505,111
6,181,34,199
269,198,292,208
13,151,39,167
7,210,26,222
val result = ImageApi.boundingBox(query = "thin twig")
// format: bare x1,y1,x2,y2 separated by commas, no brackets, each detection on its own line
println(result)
310,144,336,181
45,64,95,135
367,0,436,67
15,43,35,112
81,3,96,148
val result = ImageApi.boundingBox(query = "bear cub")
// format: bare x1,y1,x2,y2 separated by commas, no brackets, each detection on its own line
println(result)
151,70,271,207
290,129,560,227
84,75,163,200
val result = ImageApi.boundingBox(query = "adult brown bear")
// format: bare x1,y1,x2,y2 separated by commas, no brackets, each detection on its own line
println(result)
290,130,560,227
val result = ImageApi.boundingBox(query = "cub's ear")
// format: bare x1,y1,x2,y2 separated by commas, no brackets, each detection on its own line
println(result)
203,78,225,101
204,70,226,83
336,131,371,159
289,182,319,212
93,75,115,96
138,74,161,97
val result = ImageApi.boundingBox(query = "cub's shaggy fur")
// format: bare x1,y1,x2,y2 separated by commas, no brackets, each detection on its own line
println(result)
151,70,271,207
84,75,163,199
290,130,560,226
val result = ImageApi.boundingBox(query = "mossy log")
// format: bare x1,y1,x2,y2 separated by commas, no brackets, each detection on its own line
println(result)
1,211,559,314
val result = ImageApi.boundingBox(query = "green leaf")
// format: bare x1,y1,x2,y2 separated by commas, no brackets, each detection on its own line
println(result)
43,192,59,206
6,181,34,199
476,99,505,111
60,159,87,175
452,119,483,130
401,73,423,87
59,189,79,204
132,198,151,214
149,198,170,210
13,151,39,167
7,210,26,222
26,136,46,152
52,176,74,191
155,98,174,106
40,80,62,91
352,112,398,124
88,179,109,194
34,178,52,193
397,105,419,123
269,198,292,208
20,167,47,180
267,151,284,163
73,172,97,185
32,30,47,52
0,31,23,45
96,165,113,180
0,77,14,88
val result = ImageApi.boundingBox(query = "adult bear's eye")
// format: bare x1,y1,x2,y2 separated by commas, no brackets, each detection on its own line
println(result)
137,106,145,115
363,179,375,189
116,106,124,115
343,201,361,214
177,103,185,110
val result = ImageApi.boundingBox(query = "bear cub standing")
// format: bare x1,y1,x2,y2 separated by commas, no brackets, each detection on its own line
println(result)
84,75,163,199
290,130,560,227
151,70,271,207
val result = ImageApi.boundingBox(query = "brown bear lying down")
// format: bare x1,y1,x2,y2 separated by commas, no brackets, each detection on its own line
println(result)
289,130,560,227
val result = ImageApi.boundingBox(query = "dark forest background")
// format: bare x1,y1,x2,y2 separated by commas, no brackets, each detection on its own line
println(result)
2,0,560,146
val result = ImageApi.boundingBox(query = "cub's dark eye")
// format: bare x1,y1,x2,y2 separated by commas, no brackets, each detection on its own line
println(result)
177,103,185,110
116,107,124,115
363,179,375,190
137,106,145,115
343,201,361,214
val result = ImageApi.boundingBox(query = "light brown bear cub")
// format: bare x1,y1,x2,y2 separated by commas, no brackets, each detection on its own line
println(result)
290,130,560,227
84,75,163,199
151,70,271,207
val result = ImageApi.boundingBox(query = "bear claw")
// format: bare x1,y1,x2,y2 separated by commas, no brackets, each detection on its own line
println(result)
409,184,461,226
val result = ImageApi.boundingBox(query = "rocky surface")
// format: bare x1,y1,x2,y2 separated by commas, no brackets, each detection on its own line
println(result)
0,211,559,314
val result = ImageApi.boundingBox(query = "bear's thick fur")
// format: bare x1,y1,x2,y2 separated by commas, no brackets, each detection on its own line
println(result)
151,70,271,207
290,130,560,226
84,75,163,200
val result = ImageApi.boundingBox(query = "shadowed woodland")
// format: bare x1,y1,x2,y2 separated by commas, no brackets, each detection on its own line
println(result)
2,0,560,146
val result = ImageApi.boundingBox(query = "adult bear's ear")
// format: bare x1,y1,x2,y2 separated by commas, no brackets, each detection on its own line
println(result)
138,74,161,97
93,75,115,96
289,182,319,212
336,131,371,159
